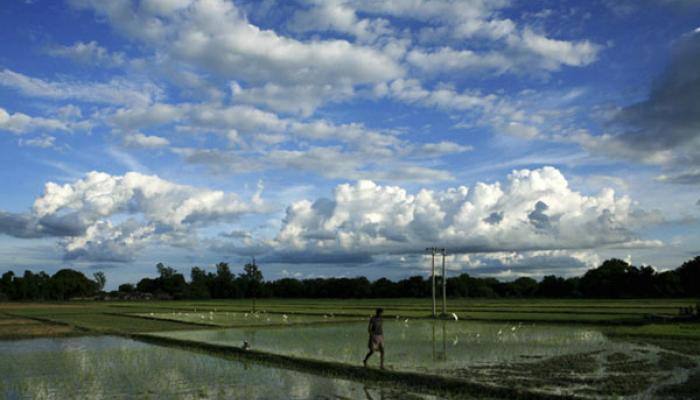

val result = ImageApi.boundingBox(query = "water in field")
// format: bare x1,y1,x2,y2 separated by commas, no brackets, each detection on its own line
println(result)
149,320,700,399
154,320,633,372
0,336,440,399
137,310,359,327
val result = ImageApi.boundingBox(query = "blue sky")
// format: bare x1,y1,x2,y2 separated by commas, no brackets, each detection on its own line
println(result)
1,0,699,289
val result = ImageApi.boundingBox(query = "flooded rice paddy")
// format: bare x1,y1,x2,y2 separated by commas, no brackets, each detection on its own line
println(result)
154,320,629,370
0,336,439,400
2,318,698,399
153,320,700,398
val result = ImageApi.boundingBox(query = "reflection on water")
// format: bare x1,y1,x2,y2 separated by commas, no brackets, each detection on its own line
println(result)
0,336,440,400
432,321,448,362
158,319,633,374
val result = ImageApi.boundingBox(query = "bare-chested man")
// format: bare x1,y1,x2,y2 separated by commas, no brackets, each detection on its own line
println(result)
363,307,384,369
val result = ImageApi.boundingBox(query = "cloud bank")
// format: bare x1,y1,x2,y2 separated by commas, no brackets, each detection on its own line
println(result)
0,167,654,265
1,171,267,262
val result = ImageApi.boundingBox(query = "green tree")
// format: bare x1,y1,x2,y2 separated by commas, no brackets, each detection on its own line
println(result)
677,256,700,297
155,264,187,299
211,262,237,298
580,259,635,298
49,269,98,300
242,260,263,282
654,271,682,297
118,283,135,293
512,277,538,297
156,263,176,280
1,271,13,288
189,266,212,299
240,259,263,310
93,272,106,292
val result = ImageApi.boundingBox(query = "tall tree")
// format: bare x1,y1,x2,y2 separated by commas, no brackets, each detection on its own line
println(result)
93,272,106,292
240,259,263,310
212,262,237,298
156,263,176,280
49,269,98,300
580,258,635,298
189,266,212,299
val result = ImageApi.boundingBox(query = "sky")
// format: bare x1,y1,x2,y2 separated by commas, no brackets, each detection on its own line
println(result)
1,0,699,289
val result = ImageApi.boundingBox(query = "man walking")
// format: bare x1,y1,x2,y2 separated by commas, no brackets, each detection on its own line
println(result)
363,307,385,369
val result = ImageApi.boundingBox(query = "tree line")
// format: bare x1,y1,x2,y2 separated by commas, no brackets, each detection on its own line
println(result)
0,269,105,301
1,256,698,301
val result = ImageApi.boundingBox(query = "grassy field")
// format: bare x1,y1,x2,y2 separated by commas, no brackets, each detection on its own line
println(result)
0,303,208,335
1,298,698,337
0,313,78,340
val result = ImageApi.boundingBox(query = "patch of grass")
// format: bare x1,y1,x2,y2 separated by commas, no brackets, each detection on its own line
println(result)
0,318,39,326
656,371,700,399
455,311,643,324
604,323,700,340
583,373,664,397
462,352,601,389
3,298,696,326
134,311,360,328
606,359,657,374
605,352,630,363
657,351,697,370
626,338,700,356
0,303,85,311
3,299,698,344
0,317,77,340
515,352,600,377
27,313,209,333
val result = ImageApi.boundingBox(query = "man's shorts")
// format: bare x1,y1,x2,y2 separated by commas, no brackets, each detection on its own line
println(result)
368,334,384,351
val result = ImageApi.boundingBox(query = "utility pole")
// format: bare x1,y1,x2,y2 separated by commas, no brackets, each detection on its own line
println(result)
426,247,438,318
441,248,447,316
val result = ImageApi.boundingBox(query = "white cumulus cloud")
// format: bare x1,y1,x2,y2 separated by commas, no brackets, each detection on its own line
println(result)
270,166,649,259
0,171,269,261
